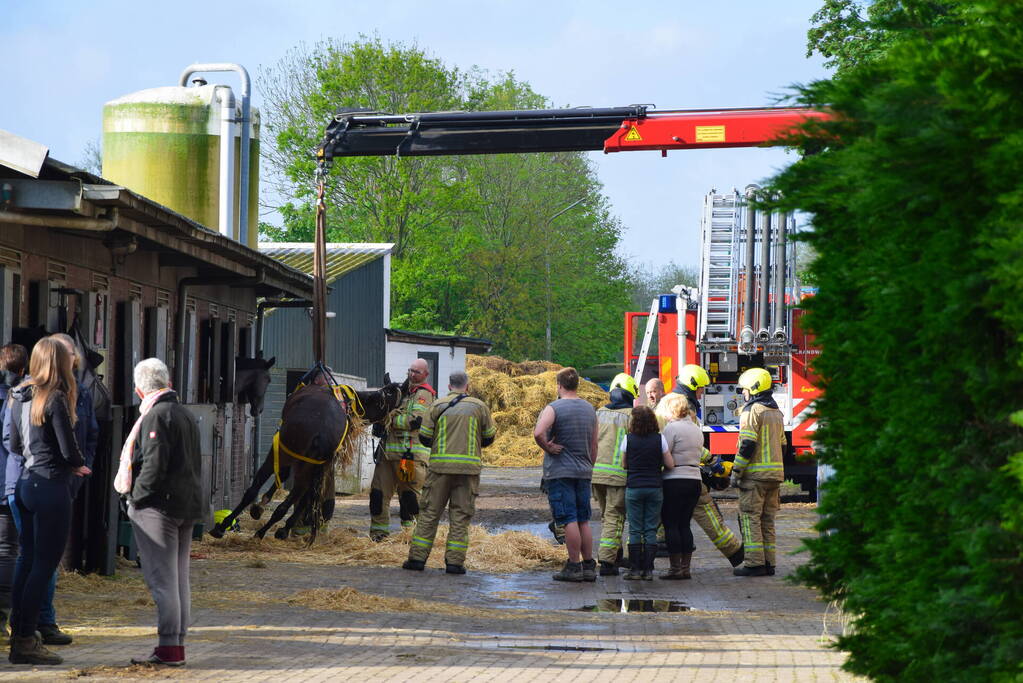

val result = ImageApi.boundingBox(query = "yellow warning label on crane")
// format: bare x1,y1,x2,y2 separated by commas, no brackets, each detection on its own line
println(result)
624,126,643,141
695,125,726,143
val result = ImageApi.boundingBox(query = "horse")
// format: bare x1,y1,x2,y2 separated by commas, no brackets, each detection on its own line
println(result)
235,356,276,417
209,374,406,544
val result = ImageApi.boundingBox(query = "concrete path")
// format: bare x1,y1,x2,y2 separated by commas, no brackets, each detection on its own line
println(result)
0,468,856,681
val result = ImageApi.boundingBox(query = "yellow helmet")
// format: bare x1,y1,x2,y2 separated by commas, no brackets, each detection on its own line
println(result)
609,373,639,399
678,364,710,391
738,367,772,395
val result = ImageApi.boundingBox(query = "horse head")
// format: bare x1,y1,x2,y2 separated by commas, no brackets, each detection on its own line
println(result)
358,373,408,424
236,356,276,417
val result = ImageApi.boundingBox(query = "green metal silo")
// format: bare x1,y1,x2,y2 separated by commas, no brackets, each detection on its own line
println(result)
102,84,260,246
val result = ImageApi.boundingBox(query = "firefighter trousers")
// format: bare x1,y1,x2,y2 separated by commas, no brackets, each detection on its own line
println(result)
408,471,479,566
737,481,780,568
591,483,626,564
369,459,427,538
693,483,743,559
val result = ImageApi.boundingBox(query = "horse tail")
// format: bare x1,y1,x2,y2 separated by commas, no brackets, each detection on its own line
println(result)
306,433,338,547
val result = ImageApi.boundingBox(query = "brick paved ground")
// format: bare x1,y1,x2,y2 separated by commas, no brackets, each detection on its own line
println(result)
0,468,857,681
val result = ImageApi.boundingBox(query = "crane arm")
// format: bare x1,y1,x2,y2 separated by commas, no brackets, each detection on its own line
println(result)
317,105,828,160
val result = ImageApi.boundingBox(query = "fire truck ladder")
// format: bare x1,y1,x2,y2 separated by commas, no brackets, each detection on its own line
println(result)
631,297,660,387
699,190,742,343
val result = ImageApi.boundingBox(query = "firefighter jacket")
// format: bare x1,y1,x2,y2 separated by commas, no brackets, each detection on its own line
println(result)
418,392,496,475
592,406,631,486
733,399,785,483
383,385,434,463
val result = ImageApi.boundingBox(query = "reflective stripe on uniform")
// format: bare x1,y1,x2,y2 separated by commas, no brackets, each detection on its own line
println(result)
411,536,433,549
593,463,626,477
430,454,482,464
739,428,758,441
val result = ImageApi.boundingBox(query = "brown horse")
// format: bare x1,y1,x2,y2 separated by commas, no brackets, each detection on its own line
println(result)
209,375,406,543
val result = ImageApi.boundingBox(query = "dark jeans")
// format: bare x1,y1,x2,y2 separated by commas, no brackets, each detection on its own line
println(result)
11,474,70,635
661,478,702,554
7,493,56,626
0,504,17,614
625,487,663,545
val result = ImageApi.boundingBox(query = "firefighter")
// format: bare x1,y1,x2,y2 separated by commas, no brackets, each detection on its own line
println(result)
730,367,784,576
591,373,636,576
368,359,435,541
659,363,744,569
402,371,495,574
671,363,710,417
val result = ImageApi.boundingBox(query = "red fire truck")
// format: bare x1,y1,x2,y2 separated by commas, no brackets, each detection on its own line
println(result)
625,188,820,498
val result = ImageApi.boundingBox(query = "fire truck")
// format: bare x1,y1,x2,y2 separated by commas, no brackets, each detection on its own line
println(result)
314,104,826,496
625,187,820,498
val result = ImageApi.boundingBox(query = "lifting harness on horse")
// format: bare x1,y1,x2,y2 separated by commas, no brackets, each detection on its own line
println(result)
270,362,366,489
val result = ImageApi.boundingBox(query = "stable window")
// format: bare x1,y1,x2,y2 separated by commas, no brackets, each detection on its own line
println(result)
417,351,439,388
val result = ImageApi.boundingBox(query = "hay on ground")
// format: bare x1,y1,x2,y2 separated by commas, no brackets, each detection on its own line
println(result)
196,524,565,572
466,355,608,466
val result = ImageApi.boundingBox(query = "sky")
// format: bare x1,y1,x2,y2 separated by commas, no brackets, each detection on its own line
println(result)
1,0,830,271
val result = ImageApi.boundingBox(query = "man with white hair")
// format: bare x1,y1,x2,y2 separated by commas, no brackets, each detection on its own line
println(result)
114,358,203,667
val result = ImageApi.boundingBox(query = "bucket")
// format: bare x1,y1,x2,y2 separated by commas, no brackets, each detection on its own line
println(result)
658,295,677,313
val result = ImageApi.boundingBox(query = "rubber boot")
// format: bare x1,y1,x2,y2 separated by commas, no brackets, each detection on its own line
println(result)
660,553,686,580
9,633,62,665
642,545,656,580
598,561,618,576
622,544,644,580
678,552,692,579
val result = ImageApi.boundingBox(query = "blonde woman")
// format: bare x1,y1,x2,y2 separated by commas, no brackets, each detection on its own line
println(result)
6,339,90,665
657,393,703,580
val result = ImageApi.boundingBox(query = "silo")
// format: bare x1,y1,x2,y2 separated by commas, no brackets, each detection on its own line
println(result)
102,84,260,246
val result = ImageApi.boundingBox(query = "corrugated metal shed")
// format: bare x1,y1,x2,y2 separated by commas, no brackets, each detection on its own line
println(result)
259,242,390,385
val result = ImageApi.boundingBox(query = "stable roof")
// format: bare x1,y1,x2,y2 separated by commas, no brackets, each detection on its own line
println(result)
258,243,394,285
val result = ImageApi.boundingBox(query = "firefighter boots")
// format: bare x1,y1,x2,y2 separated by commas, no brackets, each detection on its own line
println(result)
598,561,618,576
733,564,768,577
728,545,745,568
622,544,644,580
402,559,425,571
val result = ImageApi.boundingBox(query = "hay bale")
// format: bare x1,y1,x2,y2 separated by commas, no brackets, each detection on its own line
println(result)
465,356,608,467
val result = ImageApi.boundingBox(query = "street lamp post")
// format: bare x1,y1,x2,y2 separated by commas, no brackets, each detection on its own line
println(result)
544,197,586,361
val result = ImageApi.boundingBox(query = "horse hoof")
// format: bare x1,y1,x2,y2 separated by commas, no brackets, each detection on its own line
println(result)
249,505,263,520
253,530,266,540
208,526,225,539
274,528,290,540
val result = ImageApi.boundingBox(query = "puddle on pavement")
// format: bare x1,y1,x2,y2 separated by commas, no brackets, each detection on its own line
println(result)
576,599,690,613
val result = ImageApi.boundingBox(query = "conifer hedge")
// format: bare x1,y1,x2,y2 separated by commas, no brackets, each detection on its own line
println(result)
768,2,1023,680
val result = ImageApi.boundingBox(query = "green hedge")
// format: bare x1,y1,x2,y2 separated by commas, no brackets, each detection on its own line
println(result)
768,2,1023,680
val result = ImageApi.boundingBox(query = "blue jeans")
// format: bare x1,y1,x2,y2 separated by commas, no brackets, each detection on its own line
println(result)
546,478,592,526
626,487,663,546
8,492,57,626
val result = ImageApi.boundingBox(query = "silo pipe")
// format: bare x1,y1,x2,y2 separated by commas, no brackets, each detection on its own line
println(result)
179,63,252,245
214,86,236,241
756,209,772,342
740,186,757,353
773,211,788,342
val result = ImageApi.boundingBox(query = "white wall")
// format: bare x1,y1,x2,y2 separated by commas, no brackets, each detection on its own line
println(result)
386,340,467,395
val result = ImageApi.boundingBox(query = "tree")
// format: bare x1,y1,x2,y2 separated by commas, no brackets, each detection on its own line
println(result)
76,137,102,176
259,39,633,368
769,1,1023,679
629,262,699,311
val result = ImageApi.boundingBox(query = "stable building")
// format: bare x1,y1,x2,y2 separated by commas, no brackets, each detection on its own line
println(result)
0,133,311,574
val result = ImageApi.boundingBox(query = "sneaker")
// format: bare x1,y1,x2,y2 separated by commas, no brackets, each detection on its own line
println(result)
131,646,185,667
37,623,72,646
733,564,768,577
402,559,426,571
552,561,583,582
445,564,466,575
581,559,597,582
